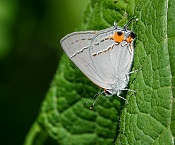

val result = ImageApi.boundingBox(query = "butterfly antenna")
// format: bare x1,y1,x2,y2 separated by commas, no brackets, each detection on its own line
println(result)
82,91,102,107
124,16,138,30
82,91,104,109
90,91,104,109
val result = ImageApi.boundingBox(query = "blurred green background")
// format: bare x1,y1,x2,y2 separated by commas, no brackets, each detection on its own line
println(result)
0,0,90,144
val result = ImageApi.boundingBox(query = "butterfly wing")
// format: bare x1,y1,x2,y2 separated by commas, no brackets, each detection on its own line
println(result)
90,27,134,89
60,31,112,89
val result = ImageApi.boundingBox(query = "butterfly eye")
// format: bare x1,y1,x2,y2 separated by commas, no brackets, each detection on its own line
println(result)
104,90,113,96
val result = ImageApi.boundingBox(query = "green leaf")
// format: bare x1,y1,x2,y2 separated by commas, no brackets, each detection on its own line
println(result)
24,0,175,145
116,0,175,144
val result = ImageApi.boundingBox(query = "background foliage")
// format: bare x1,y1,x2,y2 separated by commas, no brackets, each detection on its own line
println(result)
0,0,89,144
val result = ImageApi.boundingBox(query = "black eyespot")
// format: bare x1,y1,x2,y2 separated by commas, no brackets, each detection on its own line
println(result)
130,32,136,39
117,31,123,36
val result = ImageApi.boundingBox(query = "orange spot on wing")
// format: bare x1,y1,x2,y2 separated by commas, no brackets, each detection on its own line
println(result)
110,32,124,43
126,36,133,43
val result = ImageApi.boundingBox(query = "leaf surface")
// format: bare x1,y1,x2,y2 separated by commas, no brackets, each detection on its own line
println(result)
24,0,175,145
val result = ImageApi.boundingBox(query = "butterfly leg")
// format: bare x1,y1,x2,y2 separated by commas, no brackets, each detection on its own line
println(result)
116,91,128,103
121,88,136,93
127,67,142,75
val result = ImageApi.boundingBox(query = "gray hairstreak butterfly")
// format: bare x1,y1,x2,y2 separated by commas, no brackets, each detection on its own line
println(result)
60,17,138,109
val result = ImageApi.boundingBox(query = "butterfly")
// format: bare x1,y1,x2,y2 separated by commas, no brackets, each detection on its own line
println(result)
60,17,138,109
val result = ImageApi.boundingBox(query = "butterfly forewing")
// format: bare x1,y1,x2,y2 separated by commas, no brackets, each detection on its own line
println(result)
60,31,111,89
